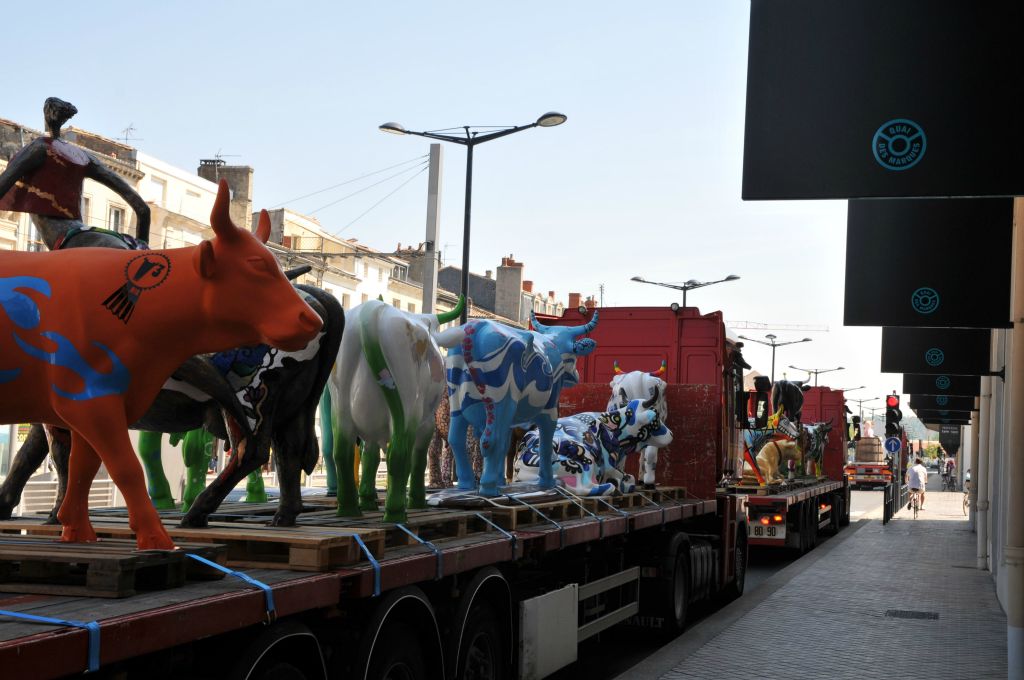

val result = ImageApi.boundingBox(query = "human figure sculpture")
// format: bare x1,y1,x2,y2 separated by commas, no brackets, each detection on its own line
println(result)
329,297,463,521
169,428,214,511
0,181,321,549
0,97,150,248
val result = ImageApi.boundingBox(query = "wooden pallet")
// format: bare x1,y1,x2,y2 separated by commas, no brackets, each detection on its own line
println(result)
641,486,689,503
483,498,587,531
0,536,226,598
0,519,385,572
297,508,492,548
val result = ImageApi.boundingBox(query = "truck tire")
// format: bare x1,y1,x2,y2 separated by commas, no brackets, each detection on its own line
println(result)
807,501,818,549
717,528,747,602
455,602,506,680
652,532,690,634
367,622,426,680
839,487,851,526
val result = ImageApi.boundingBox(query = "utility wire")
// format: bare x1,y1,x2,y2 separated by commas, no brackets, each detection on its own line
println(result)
270,155,427,208
308,161,427,215
335,165,429,235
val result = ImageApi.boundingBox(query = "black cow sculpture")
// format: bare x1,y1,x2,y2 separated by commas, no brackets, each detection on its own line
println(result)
771,380,811,424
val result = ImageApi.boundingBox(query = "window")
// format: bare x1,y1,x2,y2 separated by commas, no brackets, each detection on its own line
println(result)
81,197,91,225
361,293,369,303
392,264,408,280
407,302,416,313
393,298,401,308
342,293,351,309
363,263,369,277
148,177,167,207
378,268,384,282
186,189,201,199
108,206,125,232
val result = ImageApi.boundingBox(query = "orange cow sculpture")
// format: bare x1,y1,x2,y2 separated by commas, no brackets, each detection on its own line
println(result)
0,181,322,550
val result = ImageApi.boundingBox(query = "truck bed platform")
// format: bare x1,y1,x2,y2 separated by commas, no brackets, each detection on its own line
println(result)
0,492,716,678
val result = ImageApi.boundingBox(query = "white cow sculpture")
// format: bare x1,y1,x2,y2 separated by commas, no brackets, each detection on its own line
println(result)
328,297,464,522
608,360,669,488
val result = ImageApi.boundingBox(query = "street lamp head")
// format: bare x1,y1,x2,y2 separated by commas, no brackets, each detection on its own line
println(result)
725,274,740,281
765,333,777,341
379,122,407,135
536,111,567,127
802,338,813,342
630,275,645,282
685,279,700,287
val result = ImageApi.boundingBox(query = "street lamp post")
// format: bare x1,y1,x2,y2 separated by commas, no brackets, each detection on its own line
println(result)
630,274,740,309
837,385,866,394
380,112,567,324
789,364,845,387
736,333,812,383
849,397,879,423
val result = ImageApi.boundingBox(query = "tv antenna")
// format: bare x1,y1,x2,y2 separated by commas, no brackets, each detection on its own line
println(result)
214,148,241,163
120,123,143,145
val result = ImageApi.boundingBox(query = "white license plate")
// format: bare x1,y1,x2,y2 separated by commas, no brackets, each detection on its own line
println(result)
748,523,786,540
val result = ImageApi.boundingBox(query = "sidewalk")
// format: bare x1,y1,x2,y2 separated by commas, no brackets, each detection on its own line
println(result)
617,490,1007,680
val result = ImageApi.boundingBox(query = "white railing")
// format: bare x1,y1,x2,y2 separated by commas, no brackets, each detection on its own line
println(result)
15,478,117,516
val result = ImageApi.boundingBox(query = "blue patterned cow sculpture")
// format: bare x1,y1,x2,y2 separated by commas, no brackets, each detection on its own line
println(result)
436,311,598,496
513,396,672,496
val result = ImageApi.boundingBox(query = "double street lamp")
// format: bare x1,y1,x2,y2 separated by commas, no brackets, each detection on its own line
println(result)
849,397,879,421
789,364,845,387
380,112,567,324
737,334,812,383
629,274,740,308
837,385,866,393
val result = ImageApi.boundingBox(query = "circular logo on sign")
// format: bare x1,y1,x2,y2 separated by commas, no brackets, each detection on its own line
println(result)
936,395,949,406
872,118,927,171
911,287,940,314
124,253,172,290
935,375,951,390
925,348,945,367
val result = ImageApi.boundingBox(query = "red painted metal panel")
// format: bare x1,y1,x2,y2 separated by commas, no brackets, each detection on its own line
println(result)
800,387,850,482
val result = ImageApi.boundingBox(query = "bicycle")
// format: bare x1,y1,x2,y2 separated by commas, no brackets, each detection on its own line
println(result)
908,488,921,519
963,480,971,516
942,474,958,492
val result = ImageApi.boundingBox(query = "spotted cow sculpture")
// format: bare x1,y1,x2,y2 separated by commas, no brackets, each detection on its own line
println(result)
436,311,598,497
608,360,669,488
329,297,464,521
0,181,322,549
513,395,671,496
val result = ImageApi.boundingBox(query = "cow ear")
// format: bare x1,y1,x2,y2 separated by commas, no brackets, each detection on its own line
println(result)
255,209,272,244
194,240,216,278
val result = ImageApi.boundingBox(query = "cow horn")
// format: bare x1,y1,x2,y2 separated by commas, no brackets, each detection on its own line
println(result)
530,310,551,333
564,309,599,337
284,265,311,281
437,295,465,325
210,180,239,241
613,360,624,375
643,385,659,409
650,360,667,377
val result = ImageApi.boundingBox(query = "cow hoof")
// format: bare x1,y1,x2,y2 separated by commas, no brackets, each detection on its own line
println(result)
43,514,62,526
61,524,98,543
178,516,209,529
336,505,362,518
269,514,296,527
0,505,13,521
137,534,177,551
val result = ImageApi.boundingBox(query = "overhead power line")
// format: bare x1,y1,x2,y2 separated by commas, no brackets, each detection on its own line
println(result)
335,165,429,235
271,155,428,208
309,160,428,215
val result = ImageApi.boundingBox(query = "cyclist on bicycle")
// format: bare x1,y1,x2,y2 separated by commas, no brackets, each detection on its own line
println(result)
907,457,928,511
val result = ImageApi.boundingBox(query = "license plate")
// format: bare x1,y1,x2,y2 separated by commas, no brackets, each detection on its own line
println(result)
748,523,786,539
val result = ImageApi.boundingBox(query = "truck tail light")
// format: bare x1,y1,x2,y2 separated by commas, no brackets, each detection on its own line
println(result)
772,514,783,523
760,516,770,525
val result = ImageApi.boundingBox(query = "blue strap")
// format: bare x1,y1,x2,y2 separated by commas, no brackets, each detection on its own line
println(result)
506,494,564,548
473,512,517,556
396,524,443,580
0,609,100,673
588,494,631,532
641,493,668,524
186,553,277,623
554,487,605,538
346,533,381,597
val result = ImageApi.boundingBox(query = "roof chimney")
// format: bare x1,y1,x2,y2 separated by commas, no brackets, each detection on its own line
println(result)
523,280,534,293
584,296,597,309
485,270,493,279
548,290,555,299
568,292,581,309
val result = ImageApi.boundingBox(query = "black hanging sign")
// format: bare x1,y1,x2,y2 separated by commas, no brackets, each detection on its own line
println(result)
914,409,972,421
909,395,974,412
844,199,1012,328
743,0,1024,199
881,328,990,375
903,374,980,397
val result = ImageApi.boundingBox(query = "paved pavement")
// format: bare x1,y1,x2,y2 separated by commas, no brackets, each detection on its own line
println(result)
617,488,1006,680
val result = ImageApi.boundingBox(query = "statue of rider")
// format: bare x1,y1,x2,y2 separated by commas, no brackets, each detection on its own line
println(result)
0,97,150,250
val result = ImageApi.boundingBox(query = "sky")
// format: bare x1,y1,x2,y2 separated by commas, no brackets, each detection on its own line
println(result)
1,1,907,417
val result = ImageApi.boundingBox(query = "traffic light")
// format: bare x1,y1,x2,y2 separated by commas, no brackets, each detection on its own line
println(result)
885,393,902,437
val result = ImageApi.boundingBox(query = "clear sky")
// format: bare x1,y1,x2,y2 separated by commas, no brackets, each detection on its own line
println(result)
2,1,907,417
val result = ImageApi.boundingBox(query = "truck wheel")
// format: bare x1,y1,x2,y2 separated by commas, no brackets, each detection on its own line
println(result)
367,623,426,680
251,663,308,680
828,494,841,534
654,532,690,633
717,529,747,602
456,602,506,680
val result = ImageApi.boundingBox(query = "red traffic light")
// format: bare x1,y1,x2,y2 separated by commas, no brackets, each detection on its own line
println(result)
886,395,900,408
